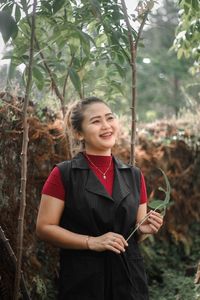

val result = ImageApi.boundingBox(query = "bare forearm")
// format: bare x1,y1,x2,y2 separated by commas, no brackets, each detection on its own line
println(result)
36,225,89,250
137,229,150,243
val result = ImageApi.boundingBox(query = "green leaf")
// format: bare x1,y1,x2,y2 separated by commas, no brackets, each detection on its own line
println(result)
32,67,44,90
41,0,52,14
158,186,166,193
0,11,18,43
148,199,166,210
177,48,184,59
192,0,199,10
148,168,171,216
52,0,65,14
90,0,101,18
68,67,81,94
184,4,190,14
1,48,13,60
6,60,18,84
113,63,126,78
15,5,21,23
2,3,14,15
110,80,125,95
185,0,192,5
75,30,95,56
159,168,171,205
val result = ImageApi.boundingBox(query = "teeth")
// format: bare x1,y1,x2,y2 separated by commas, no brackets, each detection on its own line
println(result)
101,133,112,137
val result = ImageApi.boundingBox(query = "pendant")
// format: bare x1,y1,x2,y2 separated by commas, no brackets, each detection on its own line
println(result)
103,175,106,179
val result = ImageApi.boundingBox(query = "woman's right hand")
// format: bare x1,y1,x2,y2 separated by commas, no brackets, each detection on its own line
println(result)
87,232,128,254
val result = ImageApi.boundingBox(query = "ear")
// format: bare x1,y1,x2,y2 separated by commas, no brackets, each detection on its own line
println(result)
74,130,84,141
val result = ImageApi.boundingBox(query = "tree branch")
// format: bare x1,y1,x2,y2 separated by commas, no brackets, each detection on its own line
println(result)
121,0,136,166
13,1,37,299
135,12,149,50
34,41,66,116
62,53,75,99
121,0,150,166
23,4,66,116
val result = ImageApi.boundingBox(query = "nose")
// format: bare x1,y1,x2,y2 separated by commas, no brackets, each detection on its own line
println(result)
101,119,110,129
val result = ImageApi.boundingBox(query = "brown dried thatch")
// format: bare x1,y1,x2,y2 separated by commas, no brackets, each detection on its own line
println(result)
0,96,200,298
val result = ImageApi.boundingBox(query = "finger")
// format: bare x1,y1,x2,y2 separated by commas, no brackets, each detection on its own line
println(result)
113,234,128,247
113,240,126,252
150,216,163,229
148,219,163,228
106,244,121,254
148,218,162,228
148,213,163,224
114,237,125,248
149,223,159,233
107,238,125,251
106,235,125,251
149,210,164,219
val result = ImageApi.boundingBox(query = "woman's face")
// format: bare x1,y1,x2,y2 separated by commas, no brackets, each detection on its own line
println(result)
78,103,119,155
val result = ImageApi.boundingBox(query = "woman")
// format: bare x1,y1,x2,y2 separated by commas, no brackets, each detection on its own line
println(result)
36,96,163,300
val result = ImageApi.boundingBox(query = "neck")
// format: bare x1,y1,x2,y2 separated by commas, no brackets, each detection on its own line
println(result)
85,149,111,156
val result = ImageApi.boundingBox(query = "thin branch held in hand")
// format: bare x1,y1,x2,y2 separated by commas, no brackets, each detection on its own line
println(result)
126,203,164,242
126,168,171,242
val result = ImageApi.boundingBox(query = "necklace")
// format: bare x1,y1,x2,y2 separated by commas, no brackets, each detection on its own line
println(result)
85,154,112,179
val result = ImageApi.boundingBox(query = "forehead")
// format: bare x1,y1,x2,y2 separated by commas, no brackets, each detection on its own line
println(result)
83,103,112,119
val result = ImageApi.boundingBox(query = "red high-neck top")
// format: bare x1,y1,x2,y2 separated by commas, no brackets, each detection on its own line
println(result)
42,153,147,203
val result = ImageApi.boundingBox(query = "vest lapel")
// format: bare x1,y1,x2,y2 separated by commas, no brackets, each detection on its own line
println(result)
85,169,114,202
72,152,132,203
112,165,131,204
72,152,114,201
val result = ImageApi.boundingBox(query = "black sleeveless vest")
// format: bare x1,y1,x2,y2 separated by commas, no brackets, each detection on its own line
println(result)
57,152,149,300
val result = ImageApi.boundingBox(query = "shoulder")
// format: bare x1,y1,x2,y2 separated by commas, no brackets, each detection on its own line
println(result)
113,156,141,174
56,160,72,182
57,160,72,170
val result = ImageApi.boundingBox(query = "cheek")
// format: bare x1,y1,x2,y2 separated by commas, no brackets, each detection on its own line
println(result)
113,120,119,134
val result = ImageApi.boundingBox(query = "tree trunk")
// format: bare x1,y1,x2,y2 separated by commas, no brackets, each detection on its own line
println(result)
13,1,37,299
121,0,149,166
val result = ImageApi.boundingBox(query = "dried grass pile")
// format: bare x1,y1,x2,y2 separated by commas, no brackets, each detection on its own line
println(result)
0,95,200,298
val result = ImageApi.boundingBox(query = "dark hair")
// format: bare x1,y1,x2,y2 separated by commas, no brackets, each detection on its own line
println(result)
66,96,107,133
64,97,108,155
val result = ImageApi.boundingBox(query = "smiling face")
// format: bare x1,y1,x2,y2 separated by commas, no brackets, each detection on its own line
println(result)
77,102,119,155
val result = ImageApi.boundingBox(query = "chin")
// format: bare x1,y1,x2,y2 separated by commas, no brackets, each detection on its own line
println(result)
102,142,116,149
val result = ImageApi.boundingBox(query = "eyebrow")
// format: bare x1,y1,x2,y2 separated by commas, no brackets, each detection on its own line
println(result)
89,112,113,122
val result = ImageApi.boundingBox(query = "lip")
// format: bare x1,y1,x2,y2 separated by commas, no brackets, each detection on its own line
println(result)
99,132,113,137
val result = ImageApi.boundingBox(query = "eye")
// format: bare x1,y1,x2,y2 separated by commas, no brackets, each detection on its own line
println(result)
92,120,100,124
107,116,114,121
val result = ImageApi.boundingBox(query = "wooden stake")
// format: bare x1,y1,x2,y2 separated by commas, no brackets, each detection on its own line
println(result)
13,1,37,299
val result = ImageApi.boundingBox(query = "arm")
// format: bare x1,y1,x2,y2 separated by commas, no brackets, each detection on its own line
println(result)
36,194,90,249
36,194,128,253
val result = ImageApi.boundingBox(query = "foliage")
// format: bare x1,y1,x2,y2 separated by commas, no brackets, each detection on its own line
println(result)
0,0,136,104
32,276,47,300
136,0,196,120
0,10,18,43
145,223,200,300
150,270,196,300
0,0,198,122
173,0,200,74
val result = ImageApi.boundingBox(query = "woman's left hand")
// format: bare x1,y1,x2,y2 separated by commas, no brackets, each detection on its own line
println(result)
138,210,163,235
